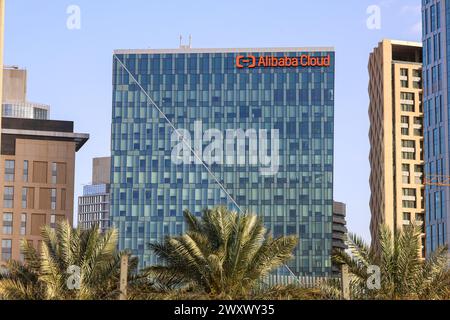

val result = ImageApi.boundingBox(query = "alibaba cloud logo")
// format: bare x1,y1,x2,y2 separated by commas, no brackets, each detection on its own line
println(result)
236,55,256,69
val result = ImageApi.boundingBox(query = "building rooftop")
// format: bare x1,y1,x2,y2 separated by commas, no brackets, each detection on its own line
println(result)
1,117,89,154
2,101,50,120
388,39,422,47
114,46,335,55
373,39,423,64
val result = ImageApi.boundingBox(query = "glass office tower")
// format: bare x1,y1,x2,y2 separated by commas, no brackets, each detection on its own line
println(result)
110,47,335,276
422,0,450,256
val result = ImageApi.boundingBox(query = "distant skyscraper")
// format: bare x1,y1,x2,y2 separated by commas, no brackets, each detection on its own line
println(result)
78,157,111,233
368,40,425,257
110,46,335,275
422,1,449,257
332,201,347,274
332,201,347,251
2,66,50,120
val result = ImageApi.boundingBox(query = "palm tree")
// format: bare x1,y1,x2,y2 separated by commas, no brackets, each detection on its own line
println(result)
144,206,298,298
0,220,136,300
333,224,450,300
0,259,45,300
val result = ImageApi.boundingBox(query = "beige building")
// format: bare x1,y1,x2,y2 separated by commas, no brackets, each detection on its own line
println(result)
0,118,88,262
92,156,111,185
0,65,89,263
0,0,5,137
2,67,50,119
2,67,26,103
369,39,425,258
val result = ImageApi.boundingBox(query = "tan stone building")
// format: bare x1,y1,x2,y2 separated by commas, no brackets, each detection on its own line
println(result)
2,67,26,103
0,0,5,135
0,66,88,263
2,66,50,119
0,118,88,262
369,39,425,258
92,156,111,185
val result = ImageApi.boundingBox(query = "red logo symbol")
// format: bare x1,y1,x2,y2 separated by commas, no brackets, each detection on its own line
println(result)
236,55,256,68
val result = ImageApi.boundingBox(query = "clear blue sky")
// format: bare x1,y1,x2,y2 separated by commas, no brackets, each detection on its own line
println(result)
4,0,422,240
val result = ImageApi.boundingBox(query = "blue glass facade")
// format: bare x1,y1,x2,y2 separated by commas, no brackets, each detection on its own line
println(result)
422,0,449,256
83,184,109,196
110,48,335,276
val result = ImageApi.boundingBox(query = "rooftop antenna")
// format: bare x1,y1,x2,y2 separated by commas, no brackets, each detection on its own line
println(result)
179,34,192,50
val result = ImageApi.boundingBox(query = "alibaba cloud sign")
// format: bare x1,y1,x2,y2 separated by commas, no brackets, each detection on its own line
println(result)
236,54,331,69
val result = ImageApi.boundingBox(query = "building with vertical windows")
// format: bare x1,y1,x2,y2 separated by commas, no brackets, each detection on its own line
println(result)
422,0,449,257
78,157,111,233
0,63,89,263
368,40,425,257
0,118,88,262
111,46,335,276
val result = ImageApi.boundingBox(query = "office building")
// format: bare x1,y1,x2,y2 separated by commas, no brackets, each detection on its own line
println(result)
111,46,335,275
0,63,89,263
421,0,450,257
332,201,347,251
332,201,347,274
78,157,111,233
368,39,425,257
0,118,88,262
2,66,50,120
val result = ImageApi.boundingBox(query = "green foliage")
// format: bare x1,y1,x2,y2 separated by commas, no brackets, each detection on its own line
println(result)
332,224,450,300
7,211,446,301
142,206,299,298
0,220,135,300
